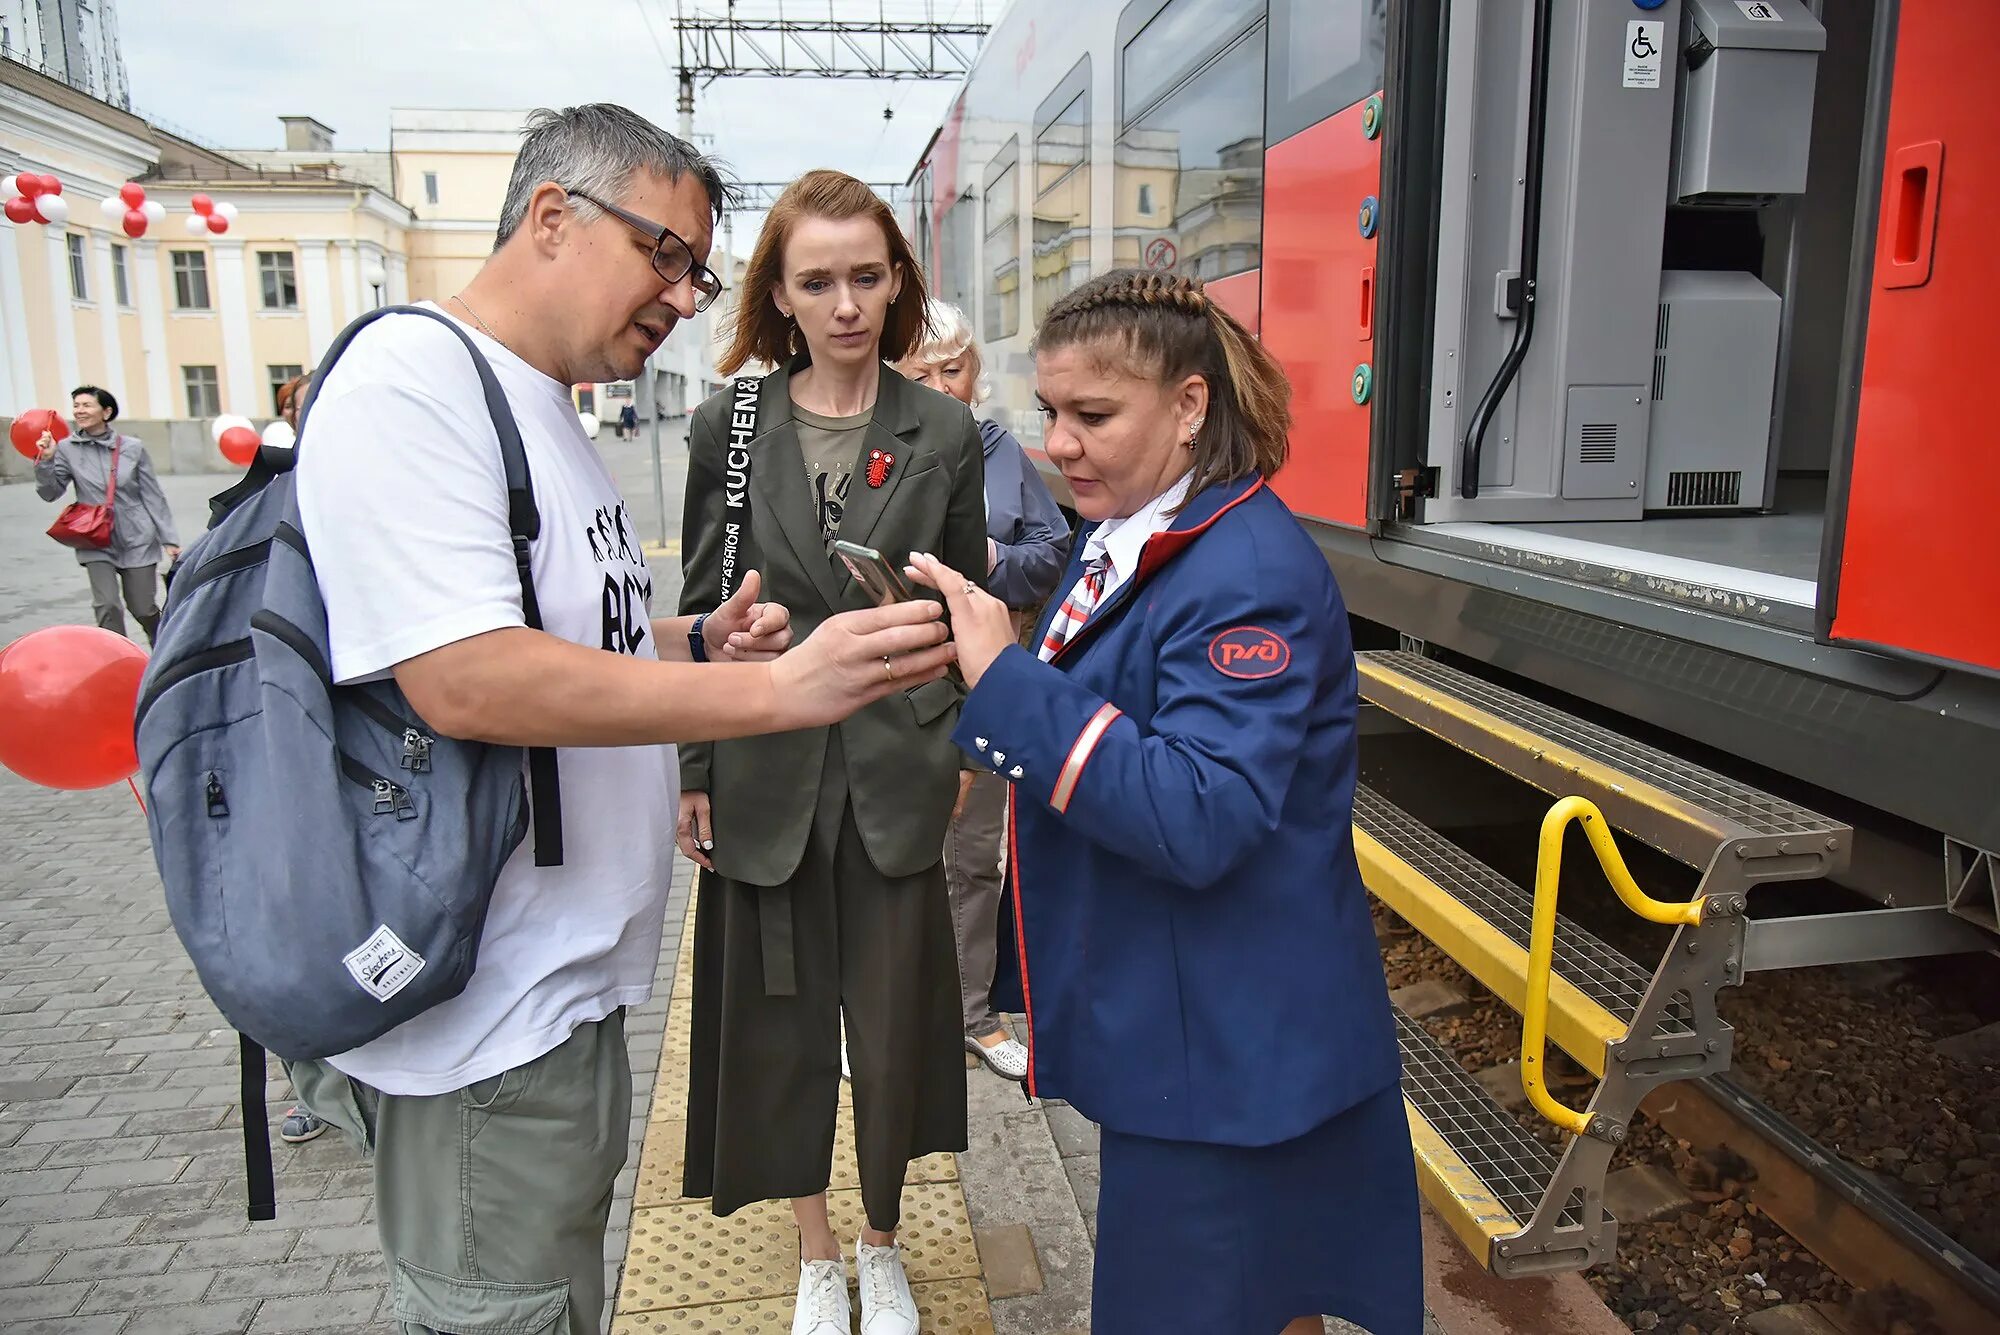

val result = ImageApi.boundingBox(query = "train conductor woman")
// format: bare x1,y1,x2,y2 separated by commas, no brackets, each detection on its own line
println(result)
907,269,1423,1335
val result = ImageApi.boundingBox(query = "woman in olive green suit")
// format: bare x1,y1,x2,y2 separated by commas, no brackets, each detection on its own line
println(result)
675,169,984,1335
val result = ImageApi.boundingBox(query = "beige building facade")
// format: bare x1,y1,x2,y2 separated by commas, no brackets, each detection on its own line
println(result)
3,56,733,476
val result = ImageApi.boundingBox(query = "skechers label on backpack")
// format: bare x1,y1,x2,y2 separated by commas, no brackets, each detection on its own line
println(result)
136,305,564,1218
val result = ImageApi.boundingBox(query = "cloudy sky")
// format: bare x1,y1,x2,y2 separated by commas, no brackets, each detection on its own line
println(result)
118,0,971,252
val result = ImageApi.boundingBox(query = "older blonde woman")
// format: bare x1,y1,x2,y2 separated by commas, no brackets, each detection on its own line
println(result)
894,299,1070,1080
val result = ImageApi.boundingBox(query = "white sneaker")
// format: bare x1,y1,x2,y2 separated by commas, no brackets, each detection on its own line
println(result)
856,1238,920,1335
791,1256,850,1335
966,1034,1029,1082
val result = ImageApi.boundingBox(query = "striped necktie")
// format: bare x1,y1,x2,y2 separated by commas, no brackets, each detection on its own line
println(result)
1039,554,1110,662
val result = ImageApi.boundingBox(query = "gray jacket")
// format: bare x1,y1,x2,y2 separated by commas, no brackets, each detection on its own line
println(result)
978,418,1071,610
34,430,181,568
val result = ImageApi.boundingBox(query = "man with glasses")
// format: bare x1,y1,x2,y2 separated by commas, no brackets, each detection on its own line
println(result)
284,105,956,1335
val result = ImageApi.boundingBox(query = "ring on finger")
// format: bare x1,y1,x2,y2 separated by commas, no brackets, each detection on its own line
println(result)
962,580,977,595
883,655,896,681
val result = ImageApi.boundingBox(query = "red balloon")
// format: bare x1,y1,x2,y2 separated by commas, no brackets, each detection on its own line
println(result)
218,424,260,466
18,174,43,197
119,181,146,208
121,209,147,239
3,196,32,225
190,193,214,216
38,175,61,196
8,408,69,460
205,214,229,235
0,626,148,790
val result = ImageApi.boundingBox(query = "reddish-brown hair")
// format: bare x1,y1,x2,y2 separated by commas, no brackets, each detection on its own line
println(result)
717,169,929,375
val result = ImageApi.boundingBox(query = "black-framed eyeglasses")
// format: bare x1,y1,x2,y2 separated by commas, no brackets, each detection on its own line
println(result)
566,188,723,313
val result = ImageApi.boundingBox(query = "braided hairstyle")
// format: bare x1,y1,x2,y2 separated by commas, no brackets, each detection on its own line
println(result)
1034,268,1291,492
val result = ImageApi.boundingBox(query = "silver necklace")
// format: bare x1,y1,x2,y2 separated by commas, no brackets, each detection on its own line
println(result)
451,294,506,349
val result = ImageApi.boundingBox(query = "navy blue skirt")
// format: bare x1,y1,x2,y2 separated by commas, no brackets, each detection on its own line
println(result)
1092,1084,1423,1335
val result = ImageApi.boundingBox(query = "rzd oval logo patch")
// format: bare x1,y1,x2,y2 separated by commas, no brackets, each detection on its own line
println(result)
1208,626,1291,679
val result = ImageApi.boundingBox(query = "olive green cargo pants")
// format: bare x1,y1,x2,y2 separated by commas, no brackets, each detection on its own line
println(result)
288,1009,631,1335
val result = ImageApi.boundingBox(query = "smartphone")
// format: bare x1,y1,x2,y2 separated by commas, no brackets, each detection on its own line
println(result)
833,540,917,608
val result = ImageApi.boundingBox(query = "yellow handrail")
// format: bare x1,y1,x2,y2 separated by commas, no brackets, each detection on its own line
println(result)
1521,796,1706,1137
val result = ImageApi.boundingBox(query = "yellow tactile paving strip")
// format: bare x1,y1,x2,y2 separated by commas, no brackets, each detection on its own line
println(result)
615,881,996,1334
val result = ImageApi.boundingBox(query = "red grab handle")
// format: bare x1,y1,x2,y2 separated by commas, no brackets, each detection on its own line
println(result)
1882,139,1943,290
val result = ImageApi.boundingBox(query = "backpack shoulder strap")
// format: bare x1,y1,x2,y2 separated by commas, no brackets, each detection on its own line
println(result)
302,304,564,866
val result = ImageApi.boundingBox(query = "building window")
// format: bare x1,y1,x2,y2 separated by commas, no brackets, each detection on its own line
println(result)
424,172,439,206
183,366,221,418
171,250,211,310
1033,68,1092,323
257,251,299,310
110,243,131,307
983,142,1021,344
66,233,88,301
1115,12,1266,282
268,364,304,416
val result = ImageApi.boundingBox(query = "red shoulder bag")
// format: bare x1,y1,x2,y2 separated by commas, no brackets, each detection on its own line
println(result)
46,437,120,551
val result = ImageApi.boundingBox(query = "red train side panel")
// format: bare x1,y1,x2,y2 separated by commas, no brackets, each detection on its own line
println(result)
1831,1,2000,673
1260,101,1381,529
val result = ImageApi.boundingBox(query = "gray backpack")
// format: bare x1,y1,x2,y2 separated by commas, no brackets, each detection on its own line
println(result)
136,305,563,1218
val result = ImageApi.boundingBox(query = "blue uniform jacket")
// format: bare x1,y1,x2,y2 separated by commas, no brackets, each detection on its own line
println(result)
953,475,1402,1147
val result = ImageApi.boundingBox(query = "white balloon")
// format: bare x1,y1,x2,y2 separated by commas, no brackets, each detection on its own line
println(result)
185,213,208,235
99,195,126,221
577,411,601,439
214,201,239,222
142,200,165,223
210,413,253,444
260,420,296,451
0,175,16,198
33,194,68,224
362,263,387,287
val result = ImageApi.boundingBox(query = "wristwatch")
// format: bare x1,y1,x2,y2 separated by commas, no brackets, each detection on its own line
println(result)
689,612,710,663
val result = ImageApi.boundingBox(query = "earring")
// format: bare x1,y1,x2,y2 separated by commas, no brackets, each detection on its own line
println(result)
787,318,800,356
1186,418,1203,448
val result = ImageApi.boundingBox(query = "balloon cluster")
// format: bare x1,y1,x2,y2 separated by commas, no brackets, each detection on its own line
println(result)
96,182,166,239
3,172,69,226
209,413,260,466
185,193,237,236
7,408,69,460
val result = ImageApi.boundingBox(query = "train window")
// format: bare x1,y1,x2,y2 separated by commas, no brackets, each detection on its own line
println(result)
1119,0,1261,127
1033,57,1092,323
983,140,1022,343
1113,27,1265,282
1267,0,1388,143
940,188,978,318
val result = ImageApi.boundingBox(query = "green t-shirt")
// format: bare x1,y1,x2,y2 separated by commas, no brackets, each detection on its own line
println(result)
792,399,873,544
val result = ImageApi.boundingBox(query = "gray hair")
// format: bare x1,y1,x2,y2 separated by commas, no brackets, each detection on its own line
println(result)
493,104,733,252
907,299,992,403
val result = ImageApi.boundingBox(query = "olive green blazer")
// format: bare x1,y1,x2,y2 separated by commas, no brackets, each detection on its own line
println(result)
678,357,987,886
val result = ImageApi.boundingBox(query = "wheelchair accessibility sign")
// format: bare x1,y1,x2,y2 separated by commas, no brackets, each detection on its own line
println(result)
1623,20,1665,88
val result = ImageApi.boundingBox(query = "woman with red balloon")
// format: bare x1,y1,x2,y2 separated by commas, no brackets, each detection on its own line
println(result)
30,386,181,644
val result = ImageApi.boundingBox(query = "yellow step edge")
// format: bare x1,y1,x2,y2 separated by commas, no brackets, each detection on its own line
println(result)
1357,826,1627,1077
1356,656,1733,850
1404,1098,1519,1269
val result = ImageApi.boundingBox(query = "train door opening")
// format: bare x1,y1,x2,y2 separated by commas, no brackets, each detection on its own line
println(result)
1400,0,1877,618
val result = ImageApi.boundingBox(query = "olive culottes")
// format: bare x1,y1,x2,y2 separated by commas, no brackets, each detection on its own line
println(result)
681,741,967,1231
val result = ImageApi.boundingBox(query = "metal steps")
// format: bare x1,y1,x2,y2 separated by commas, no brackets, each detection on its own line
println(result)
1356,650,1850,879
1357,786,1694,1077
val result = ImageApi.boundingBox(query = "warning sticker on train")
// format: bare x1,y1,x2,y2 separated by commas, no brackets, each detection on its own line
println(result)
1144,237,1178,271
1623,20,1664,89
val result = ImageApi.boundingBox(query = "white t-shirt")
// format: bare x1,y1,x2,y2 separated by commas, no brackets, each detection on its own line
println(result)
295,304,677,1097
